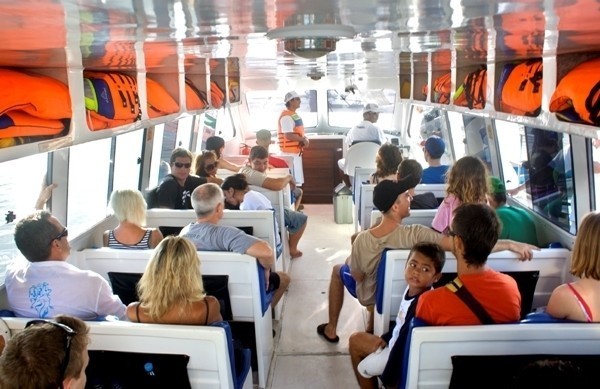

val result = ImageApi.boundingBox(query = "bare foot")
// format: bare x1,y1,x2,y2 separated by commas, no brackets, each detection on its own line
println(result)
290,250,303,259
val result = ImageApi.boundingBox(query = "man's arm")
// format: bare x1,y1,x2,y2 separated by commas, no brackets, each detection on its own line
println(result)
96,279,127,319
262,175,294,191
438,235,537,261
245,240,275,269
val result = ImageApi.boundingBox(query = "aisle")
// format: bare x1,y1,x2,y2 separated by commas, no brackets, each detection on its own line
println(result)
266,204,367,389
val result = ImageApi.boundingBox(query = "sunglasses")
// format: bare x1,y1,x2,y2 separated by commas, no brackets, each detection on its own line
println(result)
205,163,216,171
25,319,77,389
173,162,192,169
50,228,68,245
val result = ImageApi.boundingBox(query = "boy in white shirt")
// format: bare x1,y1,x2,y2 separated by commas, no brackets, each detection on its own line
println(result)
348,242,445,389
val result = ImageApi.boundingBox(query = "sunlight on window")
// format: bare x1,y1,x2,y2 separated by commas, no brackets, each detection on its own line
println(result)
246,90,317,132
113,129,143,191
327,89,396,130
0,153,48,279
68,139,111,236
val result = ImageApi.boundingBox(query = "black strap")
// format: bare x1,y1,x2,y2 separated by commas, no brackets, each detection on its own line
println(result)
446,277,495,324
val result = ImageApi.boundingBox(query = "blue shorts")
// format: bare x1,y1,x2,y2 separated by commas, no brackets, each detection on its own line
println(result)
284,208,307,234
340,264,357,298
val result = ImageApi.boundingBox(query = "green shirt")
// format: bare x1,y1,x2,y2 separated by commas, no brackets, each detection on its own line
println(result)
496,204,539,246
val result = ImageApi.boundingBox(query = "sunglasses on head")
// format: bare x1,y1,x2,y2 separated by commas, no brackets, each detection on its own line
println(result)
174,162,192,169
25,319,77,389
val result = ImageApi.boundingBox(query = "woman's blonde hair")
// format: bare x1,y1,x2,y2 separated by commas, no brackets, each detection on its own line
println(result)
446,156,488,204
109,189,147,226
137,236,205,319
570,212,600,280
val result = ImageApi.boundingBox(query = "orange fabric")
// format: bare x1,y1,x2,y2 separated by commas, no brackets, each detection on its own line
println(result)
0,110,64,139
84,71,141,131
277,109,305,152
146,78,179,118
433,72,451,104
210,81,225,108
416,269,521,325
549,57,600,126
0,68,71,120
499,59,543,116
185,78,207,111
454,67,487,109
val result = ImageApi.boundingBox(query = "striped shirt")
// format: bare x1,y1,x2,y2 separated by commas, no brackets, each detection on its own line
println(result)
107,229,152,249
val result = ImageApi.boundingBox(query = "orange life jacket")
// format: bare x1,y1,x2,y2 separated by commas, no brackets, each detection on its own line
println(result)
277,109,305,153
0,110,65,139
549,57,600,126
433,72,451,104
210,81,225,109
84,71,141,131
185,78,208,111
0,68,71,120
454,66,487,109
146,78,179,118
498,59,543,117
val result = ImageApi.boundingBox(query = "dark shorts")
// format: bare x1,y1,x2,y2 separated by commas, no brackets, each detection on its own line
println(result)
267,272,281,292
284,208,308,234
339,264,357,298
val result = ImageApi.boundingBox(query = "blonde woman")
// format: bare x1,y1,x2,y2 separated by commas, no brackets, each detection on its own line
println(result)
103,189,163,249
126,236,223,325
431,156,488,234
546,212,600,322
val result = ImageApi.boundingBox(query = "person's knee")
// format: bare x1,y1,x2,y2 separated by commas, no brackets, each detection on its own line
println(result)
349,332,361,351
278,272,291,290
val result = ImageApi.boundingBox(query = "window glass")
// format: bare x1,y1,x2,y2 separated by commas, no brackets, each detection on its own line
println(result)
0,153,48,279
148,124,170,189
406,106,450,166
175,115,194,149
592,139,600,210
496,121,575,234
327,89,396,130
112,129,143,191
68,138,111,236
245,90,317,132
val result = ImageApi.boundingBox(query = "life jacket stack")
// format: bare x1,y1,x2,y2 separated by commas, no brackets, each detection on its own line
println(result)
549,57,600,126
185,78,208,111
497,59,543,117
84,70,141,131
453,66,487,109
0,68,71,148
146,78,179,118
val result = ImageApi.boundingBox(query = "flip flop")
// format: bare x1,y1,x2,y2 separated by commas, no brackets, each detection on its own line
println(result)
317,323,339,343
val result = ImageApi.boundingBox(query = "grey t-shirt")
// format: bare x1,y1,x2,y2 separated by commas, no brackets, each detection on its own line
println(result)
180,222,258,253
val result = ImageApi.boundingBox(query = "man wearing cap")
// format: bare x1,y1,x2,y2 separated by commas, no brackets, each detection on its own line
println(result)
256,129,290,169
317,179,536,343
278,91,308,185
421,135,449,184
337,103,387,184
487,176,539,246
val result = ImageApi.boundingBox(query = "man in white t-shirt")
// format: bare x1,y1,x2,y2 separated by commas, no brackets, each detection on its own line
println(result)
6,211,126,320
338,104,386,180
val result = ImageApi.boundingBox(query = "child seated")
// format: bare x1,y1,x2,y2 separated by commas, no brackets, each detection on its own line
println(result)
348,242,445,389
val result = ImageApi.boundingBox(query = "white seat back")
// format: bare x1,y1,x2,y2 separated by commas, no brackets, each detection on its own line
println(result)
343,142,380,176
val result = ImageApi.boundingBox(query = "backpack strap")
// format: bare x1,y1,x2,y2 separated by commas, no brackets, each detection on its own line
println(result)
446,277,495,324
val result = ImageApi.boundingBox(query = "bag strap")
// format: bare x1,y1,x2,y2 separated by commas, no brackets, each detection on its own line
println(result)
446,277,495,324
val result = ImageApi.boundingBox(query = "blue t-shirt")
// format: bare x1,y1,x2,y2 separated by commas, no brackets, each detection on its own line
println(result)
180,222,258,253
421,165,449,184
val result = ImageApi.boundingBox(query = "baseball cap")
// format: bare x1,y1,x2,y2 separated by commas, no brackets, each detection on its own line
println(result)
284,91,300,103
424,136,446,159
363,103,381,114
373,178,414,214
489,176,506,195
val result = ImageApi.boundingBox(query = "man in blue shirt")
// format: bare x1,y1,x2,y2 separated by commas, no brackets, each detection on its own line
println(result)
421,136,449,184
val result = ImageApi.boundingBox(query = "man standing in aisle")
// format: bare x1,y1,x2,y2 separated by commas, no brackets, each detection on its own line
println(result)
278,91,309,186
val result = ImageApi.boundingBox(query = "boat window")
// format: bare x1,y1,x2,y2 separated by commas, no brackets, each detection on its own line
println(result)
406,105,450,166
175,115,195,149
245,90,318,132
591,139,600,211
148,124,171,189
496,121,576,234
67,138,112,237
448,113,493,172
327,89,396,130
112,129,144,191
0,153,49,280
